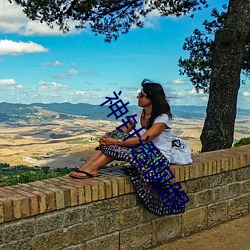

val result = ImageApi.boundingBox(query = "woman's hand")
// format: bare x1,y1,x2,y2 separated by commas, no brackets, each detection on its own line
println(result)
99,134,107,146
98,135,117,147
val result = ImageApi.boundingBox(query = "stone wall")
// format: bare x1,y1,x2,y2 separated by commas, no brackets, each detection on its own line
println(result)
0,145,249,250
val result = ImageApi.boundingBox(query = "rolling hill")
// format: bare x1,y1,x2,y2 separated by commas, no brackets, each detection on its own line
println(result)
0,102,249,124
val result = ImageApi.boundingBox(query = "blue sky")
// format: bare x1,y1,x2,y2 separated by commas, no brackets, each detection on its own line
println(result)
0,0,249,108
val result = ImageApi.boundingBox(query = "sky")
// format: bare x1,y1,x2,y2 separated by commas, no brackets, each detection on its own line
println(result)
0,0,249,109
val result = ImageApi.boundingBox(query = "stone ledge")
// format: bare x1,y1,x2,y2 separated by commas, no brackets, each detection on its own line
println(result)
0,172,135,224
0,145,249,224
172,145,250,182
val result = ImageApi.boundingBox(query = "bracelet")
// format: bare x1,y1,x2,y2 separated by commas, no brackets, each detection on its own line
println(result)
118,139,122,146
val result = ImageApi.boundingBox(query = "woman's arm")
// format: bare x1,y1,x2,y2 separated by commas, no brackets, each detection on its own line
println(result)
117,117,136,133
101,122,168,147
122,122,168,146
99,117,135,146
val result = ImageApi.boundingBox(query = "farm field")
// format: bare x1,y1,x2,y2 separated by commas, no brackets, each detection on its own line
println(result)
0,114,249,168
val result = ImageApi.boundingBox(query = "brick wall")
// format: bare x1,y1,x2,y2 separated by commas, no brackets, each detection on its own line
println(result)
0,145,249,250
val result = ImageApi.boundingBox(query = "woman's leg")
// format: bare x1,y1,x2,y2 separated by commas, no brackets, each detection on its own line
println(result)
82,153,116,174
81,150,103,168
69,150,116,178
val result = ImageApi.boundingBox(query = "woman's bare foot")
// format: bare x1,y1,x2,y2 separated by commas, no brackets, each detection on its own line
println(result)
69,153,116,179
69,166,99,179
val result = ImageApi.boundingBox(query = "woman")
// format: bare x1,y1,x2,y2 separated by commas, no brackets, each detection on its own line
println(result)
69,79,185,215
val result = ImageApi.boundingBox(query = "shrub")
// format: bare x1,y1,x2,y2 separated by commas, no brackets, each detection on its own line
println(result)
234,137,250,147
0,165,78,187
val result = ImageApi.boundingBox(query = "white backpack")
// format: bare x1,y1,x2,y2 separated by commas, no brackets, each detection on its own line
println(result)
170,136,193,165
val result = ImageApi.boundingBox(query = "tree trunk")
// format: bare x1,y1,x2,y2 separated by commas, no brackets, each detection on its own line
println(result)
200,0,250,152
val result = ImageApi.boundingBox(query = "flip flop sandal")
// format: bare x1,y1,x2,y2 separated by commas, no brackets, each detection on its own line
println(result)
69,169,100,179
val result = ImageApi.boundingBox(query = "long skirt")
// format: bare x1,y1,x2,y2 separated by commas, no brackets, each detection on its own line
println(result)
96,130,186,216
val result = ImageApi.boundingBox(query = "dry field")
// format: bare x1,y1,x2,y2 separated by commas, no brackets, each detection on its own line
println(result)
0,115,249,167
0,118,118,167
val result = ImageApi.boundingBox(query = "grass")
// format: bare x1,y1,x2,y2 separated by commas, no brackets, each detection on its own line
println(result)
0,164,78,187
0,162,120,187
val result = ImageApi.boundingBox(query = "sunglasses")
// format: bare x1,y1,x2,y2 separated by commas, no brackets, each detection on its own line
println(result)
138,92,146,98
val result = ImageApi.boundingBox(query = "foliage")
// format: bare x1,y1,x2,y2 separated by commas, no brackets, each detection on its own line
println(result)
9,0,208,42
0,164,78,187
234,137,250,147
0,162,122,186
179,5,250,92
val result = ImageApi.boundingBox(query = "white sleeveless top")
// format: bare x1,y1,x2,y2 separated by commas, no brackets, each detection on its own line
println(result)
133,109,172,161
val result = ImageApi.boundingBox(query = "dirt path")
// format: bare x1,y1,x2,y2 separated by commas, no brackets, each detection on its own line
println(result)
151,213,250,250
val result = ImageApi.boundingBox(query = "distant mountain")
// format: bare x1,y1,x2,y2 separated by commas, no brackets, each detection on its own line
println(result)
237,108,250,116
130,105,250,119
0,113,9,122
30,102,117,120
0,102,249,124
173,105,206,119
173,106,250,119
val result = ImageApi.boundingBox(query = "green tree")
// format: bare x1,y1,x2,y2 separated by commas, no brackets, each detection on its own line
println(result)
200,0,250,152
8,0,208,42
179,3,250,152
8,0,250,152
179,5,250,92
234,137,250,147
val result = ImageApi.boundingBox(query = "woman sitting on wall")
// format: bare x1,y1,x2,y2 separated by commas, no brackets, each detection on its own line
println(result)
69,79,186,215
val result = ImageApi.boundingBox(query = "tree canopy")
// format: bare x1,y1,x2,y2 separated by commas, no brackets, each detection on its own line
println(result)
8,0,208,41
199,0,250,151
179,5,250,92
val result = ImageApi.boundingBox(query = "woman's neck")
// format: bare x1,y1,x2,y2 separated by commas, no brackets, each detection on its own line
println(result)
143,107,152,117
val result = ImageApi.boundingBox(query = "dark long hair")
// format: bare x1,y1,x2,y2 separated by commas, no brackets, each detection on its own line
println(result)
141,79,172,129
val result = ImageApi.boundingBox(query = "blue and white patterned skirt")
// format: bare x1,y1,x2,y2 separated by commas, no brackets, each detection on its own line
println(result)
96,130,186,216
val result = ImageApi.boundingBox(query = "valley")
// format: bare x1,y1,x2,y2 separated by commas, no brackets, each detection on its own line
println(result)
0,102,249,167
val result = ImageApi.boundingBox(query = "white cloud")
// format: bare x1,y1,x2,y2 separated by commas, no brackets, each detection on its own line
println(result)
164,87,209,107
0,39,48,55
131,6,180,30
243,91,250,97
147,9,161,18
74,88,113,102
22,21,64,36
95,87,108,91
38,81,68,91
130,6,161,30
189,89,197,94
0,0,83,36
175,91,186,97
0,78,25,91
188,89,206,95
0,78,16,85
17,84,24,89
144,9,161,29
68,69,80,76
172,79,185,85
0,0,27,33
75,91,86,95
43,60,63,66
